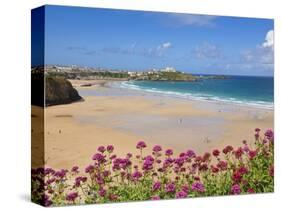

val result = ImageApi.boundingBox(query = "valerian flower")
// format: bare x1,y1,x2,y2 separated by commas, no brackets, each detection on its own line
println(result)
176,190,188,199
132,171,142,181
191,182,205,193
265,129,274,141
152,145,162,153
97,146,106,153
106,145,114,153
66,192,78,202
152,181,161,191
71,166,79,173
165,149,173,157
165,182,176,193
231,184,241,195
212,149,220,157
136,141,147,149
92,153,106,163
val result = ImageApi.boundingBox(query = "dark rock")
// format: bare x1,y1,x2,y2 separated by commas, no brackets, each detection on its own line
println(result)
45,77,82,106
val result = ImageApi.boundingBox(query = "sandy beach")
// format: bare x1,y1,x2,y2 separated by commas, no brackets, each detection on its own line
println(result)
32,80,273,169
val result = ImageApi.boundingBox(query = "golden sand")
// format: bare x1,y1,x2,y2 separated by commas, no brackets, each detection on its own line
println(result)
31,80,273,169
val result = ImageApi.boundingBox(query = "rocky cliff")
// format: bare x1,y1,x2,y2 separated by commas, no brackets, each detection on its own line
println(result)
45,77,82,106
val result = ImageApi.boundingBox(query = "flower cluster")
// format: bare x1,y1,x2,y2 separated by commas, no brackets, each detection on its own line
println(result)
31,129,274,206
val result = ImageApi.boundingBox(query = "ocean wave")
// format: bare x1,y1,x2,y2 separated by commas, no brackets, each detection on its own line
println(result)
117,81,274,110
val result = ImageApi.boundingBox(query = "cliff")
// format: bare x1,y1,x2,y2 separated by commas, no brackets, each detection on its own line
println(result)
45,77,82,106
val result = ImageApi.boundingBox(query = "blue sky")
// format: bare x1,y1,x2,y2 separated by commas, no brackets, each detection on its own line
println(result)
41,5,274,76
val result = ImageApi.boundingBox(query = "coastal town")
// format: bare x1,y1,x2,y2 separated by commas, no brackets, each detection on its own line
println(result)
33,65,228,81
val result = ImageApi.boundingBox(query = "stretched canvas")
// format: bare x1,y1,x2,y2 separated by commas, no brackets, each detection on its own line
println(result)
31,5,274,207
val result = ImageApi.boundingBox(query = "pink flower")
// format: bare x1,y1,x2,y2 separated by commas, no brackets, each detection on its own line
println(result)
142,155,154,171
238,166,248,175
165,182,176,193
54,169,68,178
234,147,243,159
248,150,257,160
231,184,241,195
175,157,185,167
247,188,255,194
232,171,242,183
217,160,228,171
265,129,274,141
191,182,205,193
212,149,220,157
176,190,188,199
97,146,106,153
92,153,106,163
66,192,78,202
243,145,250,152
99,188,106,197
106,145,114,153
136,141,147,149
165,149,173,157
211,165,219,173
223,145,233,154
153,181,161,191
44,167,55,175
71,166,79,173
132,171,142,181
186,150,196,158
85,165,94,173
163,158,174,168
74,176,87,187
152,145,162,153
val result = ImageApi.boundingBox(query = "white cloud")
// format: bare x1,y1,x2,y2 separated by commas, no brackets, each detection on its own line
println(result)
161,42,172,49
167,14,217,27
155,42,172,56
101,42,172,58
215,29,275,74
241,29,274,65
262,30,274,50
193,42,222,59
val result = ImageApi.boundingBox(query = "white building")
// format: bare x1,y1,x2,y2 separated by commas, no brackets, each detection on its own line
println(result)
161,67,176,72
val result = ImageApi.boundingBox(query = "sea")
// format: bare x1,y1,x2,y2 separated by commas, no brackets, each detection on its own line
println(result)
118,75,274,110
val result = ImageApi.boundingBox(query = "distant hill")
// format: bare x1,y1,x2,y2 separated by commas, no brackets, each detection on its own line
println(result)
43,65,229,82
131,71,198,81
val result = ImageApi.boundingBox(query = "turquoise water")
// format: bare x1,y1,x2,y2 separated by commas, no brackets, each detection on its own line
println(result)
120,76,274,109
